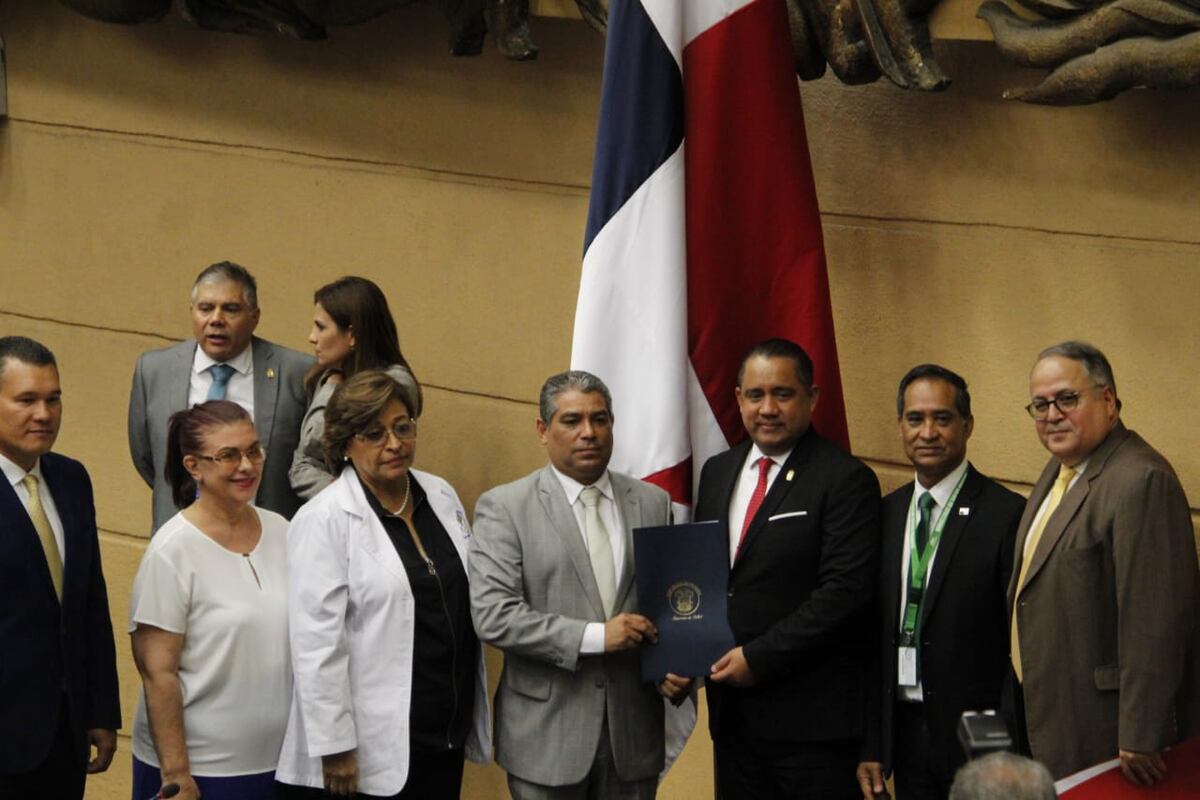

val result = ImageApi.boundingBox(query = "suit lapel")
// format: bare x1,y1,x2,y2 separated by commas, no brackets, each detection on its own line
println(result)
1018,423,1130,594
175,341,197,410
920,465,982,627
882,483,913,637
1,461,61,606
536,466,605,619
1008,461,1056,603
611,473,641,611
252,338,279,444
734,435,810,568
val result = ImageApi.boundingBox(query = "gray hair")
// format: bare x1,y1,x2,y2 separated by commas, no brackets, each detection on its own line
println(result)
1036,340,1120,411
949,752,1056,800
538,370,613,423
191,261,259,309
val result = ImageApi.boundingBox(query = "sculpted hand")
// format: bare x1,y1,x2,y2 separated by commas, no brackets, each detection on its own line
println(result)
710,646,755,686
86,728,117,773
856,761,888,799
322,749,359,796
604,613,658,651
657,673,693,705
1119,749,1166,786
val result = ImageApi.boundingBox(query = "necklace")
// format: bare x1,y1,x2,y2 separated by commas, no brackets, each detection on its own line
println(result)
389,472,411,516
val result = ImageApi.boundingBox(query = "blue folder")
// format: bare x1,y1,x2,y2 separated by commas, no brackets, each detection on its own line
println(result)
633,520,736,681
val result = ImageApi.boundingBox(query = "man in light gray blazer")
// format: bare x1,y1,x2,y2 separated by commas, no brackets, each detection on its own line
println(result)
470,370,690,800
127,262,312,532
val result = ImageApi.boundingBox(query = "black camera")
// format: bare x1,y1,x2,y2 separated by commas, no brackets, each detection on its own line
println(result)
958,710,1013,760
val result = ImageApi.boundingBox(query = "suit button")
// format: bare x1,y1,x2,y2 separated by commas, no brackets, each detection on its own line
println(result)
727,590,735,598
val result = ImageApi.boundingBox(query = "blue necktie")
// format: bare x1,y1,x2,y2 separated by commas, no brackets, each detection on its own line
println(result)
207,363,235,401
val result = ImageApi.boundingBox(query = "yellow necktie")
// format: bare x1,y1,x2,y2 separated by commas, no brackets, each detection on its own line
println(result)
1011,464,1076,682
22,474,64,603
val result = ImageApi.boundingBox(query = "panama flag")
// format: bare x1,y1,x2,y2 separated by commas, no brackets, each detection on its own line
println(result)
572,0,849,518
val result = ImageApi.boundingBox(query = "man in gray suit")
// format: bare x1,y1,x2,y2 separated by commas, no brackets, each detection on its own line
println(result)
470,370,690,800
127,261,312,531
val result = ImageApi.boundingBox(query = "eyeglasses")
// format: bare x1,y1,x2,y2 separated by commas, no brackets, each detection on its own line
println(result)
1024,386,1102,420
194,443,267,468
356,420,417,446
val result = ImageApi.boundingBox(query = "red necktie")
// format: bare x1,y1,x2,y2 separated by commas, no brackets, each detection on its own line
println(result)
736,457,773,558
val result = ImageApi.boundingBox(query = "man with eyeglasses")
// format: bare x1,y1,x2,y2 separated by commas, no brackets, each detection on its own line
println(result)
128,261,312,532
469,370,688,800
1008,341,1199,784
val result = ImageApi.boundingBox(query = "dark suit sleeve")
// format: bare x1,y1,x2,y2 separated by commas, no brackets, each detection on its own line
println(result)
128,354,155,487
742,463,881,683
79,467,121,730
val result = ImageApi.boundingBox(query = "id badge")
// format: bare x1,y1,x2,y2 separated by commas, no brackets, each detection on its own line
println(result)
898,646,918,687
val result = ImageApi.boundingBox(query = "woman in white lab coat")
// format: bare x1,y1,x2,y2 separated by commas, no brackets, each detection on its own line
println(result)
276,370,490,799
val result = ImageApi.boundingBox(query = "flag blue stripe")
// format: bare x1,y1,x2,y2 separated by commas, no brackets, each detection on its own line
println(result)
583,0,685,254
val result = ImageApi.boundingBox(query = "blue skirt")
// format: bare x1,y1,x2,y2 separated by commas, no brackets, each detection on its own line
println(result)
132,756,279,800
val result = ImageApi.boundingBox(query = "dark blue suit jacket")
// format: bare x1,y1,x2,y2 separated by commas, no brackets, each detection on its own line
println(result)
0,452,121,773
695,427,882,743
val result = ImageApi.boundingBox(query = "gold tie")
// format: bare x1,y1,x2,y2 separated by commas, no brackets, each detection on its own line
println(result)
1011,464,1076,682
22,474,64,602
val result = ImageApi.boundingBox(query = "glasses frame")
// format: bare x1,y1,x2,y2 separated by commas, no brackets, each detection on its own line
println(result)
194,444,268,468
1024,385,1104,420
355,419,418,447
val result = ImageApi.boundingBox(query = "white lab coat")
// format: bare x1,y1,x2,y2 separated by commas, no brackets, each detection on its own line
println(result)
276,466,491,795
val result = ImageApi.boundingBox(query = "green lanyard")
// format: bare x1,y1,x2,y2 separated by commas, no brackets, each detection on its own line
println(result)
900,468,968,645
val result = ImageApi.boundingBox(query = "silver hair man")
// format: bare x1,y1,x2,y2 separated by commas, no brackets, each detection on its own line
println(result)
949,752,1056,800
538,370,613,423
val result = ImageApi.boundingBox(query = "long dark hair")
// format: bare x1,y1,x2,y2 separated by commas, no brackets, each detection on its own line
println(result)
303,276,420,407
165,401,253,509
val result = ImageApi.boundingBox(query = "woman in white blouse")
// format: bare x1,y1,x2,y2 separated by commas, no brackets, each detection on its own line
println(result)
129,400,291,800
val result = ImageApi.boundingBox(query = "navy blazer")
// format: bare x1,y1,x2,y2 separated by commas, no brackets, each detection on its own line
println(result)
0,452,121,773
695,427,881,743
862,464,1024,781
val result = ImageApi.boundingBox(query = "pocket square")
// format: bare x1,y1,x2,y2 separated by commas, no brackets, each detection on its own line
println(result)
768,510,808,521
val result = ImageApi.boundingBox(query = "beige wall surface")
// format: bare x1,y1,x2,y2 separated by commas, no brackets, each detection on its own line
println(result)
0,1,1196,798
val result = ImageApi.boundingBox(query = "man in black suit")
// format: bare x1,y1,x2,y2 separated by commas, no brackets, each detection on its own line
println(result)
857,365,1024,800
0,336,121,799
695,337,881,800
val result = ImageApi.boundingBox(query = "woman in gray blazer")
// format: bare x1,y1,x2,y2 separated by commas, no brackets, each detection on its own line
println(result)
289,276,422,499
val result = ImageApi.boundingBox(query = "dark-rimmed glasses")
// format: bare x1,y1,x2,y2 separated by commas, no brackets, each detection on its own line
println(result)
1024,386,1102,420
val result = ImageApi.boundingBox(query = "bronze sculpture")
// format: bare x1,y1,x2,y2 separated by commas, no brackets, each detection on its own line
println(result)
57,0,544,60
978,0,1200,103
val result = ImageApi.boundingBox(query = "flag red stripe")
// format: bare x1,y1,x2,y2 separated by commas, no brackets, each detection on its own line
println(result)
641,457,694,506
682,0,850,451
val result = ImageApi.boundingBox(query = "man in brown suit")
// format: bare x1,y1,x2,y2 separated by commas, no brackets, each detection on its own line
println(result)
1009,341,1199,785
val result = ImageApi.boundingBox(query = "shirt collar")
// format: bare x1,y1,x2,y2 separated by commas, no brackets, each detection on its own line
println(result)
0,451,42,487
912,457,970,509
746,443,792,474
551,465,614,507
192,341,254,376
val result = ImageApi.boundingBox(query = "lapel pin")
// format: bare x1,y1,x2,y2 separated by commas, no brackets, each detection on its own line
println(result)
959,507,970,516
266,368,276,379
786,469,795,482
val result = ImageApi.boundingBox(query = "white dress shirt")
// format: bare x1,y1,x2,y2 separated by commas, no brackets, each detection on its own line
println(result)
189,344,255,417
1023,459,1087,559
550,467,625,655
897,458,969,701
0,452,66,562
727,444,793,565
